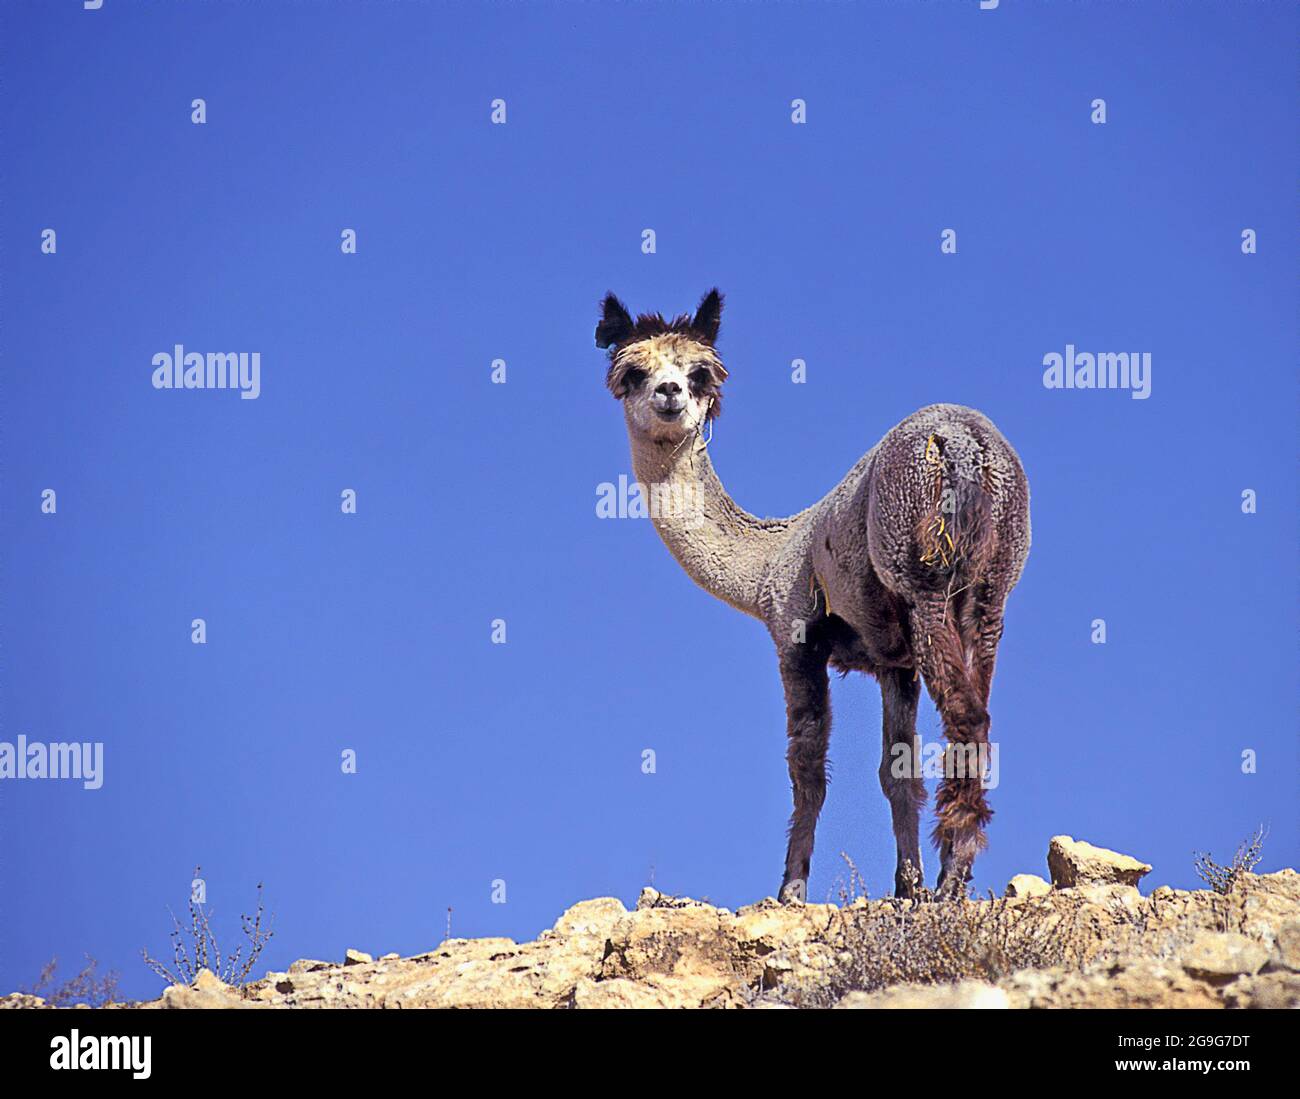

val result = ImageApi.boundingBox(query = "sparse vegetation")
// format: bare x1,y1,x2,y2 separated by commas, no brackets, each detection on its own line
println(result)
1194,825,1267,895
778,895,1087,1007
6,847,1295,1009
26,955,120,1007
825,852,870,906
140,866,273,989
765,883,1189,1009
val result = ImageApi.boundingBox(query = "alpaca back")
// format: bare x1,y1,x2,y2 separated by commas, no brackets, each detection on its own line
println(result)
865,404,1029,605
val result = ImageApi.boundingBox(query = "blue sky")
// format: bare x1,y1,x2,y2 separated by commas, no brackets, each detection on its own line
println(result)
1,0,1295,1001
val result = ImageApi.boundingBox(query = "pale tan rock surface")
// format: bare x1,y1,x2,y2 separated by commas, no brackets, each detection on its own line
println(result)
6,859,1297,1010
1180,932,1269,981
1005,873,1052,899
837,981,1009,1009
1047,835,1153,888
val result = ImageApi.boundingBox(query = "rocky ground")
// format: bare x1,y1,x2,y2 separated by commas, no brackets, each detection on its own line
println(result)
6,836,1298,1009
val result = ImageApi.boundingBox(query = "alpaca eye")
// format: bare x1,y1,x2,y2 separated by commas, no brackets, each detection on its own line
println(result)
689,369,714,389
622,368,647,390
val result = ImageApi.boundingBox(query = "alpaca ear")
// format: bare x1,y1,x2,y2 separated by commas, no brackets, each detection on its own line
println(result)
595,293,634,349
692,288,724,344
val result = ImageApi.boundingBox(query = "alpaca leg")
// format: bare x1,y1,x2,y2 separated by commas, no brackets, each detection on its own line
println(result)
878,668,925,898
777,646,831,904
910,601,992,898
967,598,1006,707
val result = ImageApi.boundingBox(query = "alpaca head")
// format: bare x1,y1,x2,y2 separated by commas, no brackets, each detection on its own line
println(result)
596,289,729,444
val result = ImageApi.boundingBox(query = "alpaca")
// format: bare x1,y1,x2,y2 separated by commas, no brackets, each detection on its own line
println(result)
596,289,1031,902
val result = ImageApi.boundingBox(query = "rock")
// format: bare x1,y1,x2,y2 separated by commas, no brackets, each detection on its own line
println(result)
1271,920,1300,972
636,887,661,910
288,959,331,975
379,953,400,961
0,993,47,1009
1047,835,1151,888
598,903,737,1007
634,888,697,911
572,977,677,1009
1181,932,1269,981
344,949,372,966
1222,970,1300,1009
552,897,627,936
1003,958,1222,1010
1076,882,1142,908
837,981,1009,1009
193,968,227,993
1005,873,1051,898
159,968,253,1009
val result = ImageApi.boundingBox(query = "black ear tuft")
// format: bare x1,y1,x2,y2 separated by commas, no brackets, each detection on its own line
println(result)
691,288,724,344
595,293,635,349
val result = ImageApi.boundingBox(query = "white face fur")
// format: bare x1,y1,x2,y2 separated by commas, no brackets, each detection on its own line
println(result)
609,334,725,444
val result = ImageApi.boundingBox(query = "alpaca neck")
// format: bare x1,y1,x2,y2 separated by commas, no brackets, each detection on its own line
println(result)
627,426,798,620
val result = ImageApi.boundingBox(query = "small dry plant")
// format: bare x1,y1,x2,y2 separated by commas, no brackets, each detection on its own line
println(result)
141,866,273,989
27,955,120,1007
1194,825,1267,896
826,852,870,905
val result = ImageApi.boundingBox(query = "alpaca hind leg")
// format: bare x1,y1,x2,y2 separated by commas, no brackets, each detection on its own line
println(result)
910,601,992,898
878,668,925,898
777,647,831,903
967,598,1006,707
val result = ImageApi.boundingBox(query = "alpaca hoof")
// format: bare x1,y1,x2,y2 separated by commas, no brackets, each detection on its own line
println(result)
894,859,924,900
779,879,807,905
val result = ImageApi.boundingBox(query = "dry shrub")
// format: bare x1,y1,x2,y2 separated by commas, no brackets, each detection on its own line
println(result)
825,852,870,906
770,885,1182,1008
27,955,120,1007
1194,826,1267,896
140,866,273,990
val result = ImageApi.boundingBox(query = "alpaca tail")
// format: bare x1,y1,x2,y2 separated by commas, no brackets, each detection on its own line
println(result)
914,431,996,586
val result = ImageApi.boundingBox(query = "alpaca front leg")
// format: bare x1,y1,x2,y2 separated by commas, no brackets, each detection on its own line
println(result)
878,668,925,898
934,603,1006,896
777,648,831,904
909,602,992,899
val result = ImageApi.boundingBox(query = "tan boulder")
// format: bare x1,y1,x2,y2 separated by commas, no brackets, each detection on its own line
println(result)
1272,920,1300,971
1047,835,1151,888
1005,873,1051,899
1180,932,1269,981
552,897,627,936
598,904,736,1006
159,968,252,1009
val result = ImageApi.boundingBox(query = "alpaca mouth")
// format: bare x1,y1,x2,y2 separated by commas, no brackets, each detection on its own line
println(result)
655,407,684,420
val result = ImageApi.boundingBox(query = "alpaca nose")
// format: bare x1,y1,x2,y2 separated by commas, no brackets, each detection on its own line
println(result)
656,381,682,398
